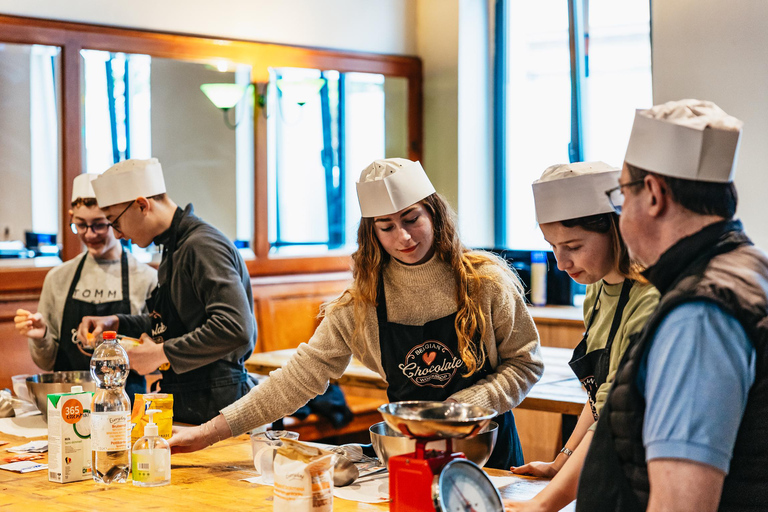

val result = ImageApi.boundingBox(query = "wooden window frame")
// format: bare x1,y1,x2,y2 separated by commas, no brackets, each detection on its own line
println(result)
0,14,423,294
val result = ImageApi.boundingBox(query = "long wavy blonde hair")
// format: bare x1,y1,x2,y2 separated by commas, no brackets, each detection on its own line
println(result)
321,193,523,377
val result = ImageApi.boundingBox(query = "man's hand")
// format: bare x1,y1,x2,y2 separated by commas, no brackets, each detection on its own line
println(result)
77,315,119,347
14,309,47,339
126,334,170,375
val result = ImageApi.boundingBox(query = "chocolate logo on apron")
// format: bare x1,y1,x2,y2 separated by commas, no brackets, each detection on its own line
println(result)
398,340,463,387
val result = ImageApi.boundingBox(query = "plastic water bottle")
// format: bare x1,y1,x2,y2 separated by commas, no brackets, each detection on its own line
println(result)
531,251,548,307
90,330,131,484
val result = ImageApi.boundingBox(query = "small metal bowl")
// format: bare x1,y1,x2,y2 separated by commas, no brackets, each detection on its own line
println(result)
26,371,96,421
377,401,497,439
370,420,498,468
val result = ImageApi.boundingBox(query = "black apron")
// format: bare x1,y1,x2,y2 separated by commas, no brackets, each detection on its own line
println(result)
147,207,254,425
568,280,633,420
377,281,523,469
55,249,146,402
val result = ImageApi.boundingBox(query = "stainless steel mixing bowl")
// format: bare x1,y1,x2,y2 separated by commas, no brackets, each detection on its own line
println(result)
377,401,497,439
369,420,498,467
26,371,96,421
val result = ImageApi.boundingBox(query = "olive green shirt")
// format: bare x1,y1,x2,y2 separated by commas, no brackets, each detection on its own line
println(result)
583,279,659,422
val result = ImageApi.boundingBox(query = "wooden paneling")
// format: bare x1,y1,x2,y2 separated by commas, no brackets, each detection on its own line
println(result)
251,273,351,353
0,320,43,390
515,408,564,463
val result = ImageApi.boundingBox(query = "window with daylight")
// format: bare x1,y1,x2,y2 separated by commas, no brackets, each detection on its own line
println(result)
267,68,409,256
495,0,652,251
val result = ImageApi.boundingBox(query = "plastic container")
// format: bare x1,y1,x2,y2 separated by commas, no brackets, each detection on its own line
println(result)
530,251,548,306
250,430,299,484
132,409,171,487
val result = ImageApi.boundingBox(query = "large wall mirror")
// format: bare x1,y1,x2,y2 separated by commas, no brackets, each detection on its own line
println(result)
0,15,421,293
0,42,61,267
80,50,254,259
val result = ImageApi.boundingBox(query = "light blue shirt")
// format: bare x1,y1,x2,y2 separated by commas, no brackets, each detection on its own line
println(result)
638,301,756,474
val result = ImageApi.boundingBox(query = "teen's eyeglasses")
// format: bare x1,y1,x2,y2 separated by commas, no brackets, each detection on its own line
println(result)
70,221,111,235
605,179,645,214
108,200,135,234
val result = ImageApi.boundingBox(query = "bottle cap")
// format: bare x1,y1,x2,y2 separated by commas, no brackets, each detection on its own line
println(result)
103,331,117,340
145,409,161,437
70,385,83,393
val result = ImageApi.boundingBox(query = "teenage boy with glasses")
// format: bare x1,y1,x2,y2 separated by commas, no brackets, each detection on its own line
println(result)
14,173,157,402
79,158,258,425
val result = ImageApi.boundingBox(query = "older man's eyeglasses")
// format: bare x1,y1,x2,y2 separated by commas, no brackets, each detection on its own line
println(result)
108,200,135,234
605,179,645,214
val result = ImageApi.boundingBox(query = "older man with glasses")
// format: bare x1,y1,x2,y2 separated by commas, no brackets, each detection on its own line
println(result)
14,173,157,402
574,99,768,512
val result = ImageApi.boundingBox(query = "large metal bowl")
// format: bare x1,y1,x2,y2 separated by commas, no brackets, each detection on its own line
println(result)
378,401,497,439
370,420,498,468
26,371,96,421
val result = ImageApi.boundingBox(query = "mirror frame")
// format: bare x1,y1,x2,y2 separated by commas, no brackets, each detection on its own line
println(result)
0,14,422,293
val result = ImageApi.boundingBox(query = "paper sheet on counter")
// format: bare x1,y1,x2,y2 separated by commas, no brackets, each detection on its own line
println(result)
0,413,47,438
241,471,390,504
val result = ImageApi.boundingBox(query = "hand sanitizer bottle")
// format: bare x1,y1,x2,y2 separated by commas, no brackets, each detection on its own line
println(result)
131,409,171,486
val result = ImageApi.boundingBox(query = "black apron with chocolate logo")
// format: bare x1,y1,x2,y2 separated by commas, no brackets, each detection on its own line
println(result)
147,207,254,425
377,280,523,469
56,249,146,402
568,280,633,420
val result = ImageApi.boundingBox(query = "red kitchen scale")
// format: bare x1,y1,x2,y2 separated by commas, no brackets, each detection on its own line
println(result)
378,401,503,512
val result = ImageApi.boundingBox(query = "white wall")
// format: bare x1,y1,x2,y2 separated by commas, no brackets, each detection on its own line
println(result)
652,0,768,249
0,0,417,55
417,0,494,248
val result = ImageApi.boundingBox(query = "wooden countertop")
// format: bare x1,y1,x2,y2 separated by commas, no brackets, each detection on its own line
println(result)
0,428,574,511
246,346,586,416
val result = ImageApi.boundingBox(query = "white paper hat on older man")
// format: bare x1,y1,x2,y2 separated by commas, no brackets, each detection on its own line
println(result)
356,158,436,218
532,161,620,224
71,173,99,202
92,158,166,208
624,99,743,183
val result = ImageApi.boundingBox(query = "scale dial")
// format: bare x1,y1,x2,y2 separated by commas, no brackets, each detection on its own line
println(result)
433,459,503,512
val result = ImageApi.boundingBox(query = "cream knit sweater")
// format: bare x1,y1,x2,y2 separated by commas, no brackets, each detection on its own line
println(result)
222,253,543,437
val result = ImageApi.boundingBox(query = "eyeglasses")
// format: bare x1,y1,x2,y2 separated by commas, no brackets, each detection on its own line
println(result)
605,179,645,214
70,221,111,235
108,200,135,235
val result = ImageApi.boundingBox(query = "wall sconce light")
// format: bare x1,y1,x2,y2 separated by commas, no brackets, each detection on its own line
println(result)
200,77,326,128
200,83,254,129
275,78,326,106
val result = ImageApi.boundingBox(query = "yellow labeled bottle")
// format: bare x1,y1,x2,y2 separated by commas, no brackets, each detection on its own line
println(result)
131,409,171,486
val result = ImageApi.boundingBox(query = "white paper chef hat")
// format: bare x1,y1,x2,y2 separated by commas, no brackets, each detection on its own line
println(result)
624,99,743,183
356,158,436,218
532,161,620,224
71,173,99,202
92,158,167,208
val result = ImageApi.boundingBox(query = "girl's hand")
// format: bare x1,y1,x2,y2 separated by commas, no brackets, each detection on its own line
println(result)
510,460,559,478
168,425,210,454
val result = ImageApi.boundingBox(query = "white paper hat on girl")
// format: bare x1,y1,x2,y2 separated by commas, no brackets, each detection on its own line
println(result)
356,158,436,218
532,161,620,224
624,99,743,183
92,158,167,208
71,173,99,202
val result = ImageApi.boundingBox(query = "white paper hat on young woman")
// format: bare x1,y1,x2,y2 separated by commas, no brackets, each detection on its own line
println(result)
71,173,99,202
624,99,743,183
532,161,620,224
356,158,436,218
92,158,167,208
